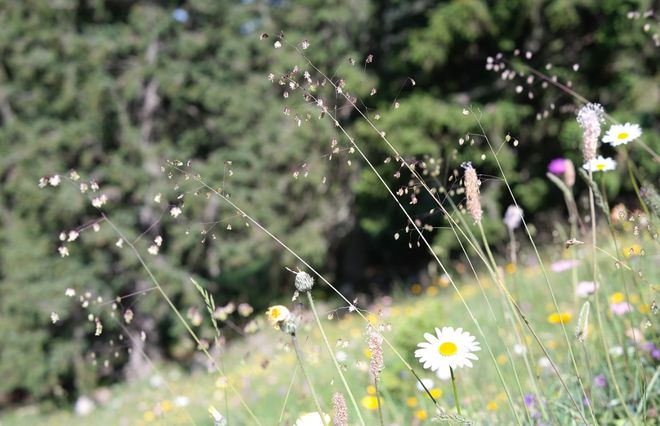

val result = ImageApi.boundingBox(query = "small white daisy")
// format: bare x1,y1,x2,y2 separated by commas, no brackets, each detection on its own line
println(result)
602,123,642,146
414,327,481,373
294,412,330,426
582,155,617,172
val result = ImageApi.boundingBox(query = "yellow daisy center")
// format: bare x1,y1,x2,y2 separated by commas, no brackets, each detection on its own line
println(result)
438,341,458,356
617,132,629,140
270,307,280,318
596,163,605,170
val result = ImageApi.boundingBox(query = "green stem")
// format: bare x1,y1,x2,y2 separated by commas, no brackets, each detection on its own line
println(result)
587,171,637,424
450,367,462,415
374,378,385,426
306,292,366,426
102,214,261,425
278,365,298,425
292,334,325,420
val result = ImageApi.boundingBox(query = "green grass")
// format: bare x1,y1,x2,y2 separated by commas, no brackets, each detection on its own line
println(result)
2,231,659,425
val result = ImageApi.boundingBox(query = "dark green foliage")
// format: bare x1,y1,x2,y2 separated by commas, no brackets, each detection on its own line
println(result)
0,0,658,403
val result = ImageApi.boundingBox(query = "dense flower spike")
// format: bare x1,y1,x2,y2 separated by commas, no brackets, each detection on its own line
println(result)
368,328,384,379
576,103,605,162
415,327,481,374
462,163,482,223
331,393,349,426
602,123,642,146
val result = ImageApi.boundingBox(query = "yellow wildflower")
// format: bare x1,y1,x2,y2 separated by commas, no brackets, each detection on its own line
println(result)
415,409,428,420
361,395,380,410
430,388,443,399
547,312,572,324
610,292,625,304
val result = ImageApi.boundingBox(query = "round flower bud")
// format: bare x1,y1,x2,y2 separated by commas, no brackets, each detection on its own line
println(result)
295,271,314,292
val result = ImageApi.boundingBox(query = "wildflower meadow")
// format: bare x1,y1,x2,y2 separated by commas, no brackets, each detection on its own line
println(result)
1,1,659,425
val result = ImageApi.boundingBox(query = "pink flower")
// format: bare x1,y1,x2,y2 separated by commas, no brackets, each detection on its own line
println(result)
576,281,597,297
610,302,632,316
550,259,580,273
548,158,567,175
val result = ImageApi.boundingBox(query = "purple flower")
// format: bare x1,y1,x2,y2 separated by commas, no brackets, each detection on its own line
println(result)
653,349,660,360
594,374,607,388
550,259,580,273
524,394,535,407
548,158,567,175
640,342,656,351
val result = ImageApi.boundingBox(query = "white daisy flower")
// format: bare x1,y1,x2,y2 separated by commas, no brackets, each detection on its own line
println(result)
416,378,435,392
582,156,617,172
294,412,331,426
436,365,452,381
414,327,481,373
602,123,642,146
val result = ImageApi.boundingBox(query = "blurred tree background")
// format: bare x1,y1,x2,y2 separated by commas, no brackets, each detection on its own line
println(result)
0,0,657,406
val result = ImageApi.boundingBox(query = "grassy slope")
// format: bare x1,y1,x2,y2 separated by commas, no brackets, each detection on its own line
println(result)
2,232,659,425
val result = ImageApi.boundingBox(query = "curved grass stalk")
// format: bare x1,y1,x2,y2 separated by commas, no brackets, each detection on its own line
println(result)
586,170,638,424
306,292,366,426
449,217,537,423
308,87,585,422
169,164,444,408
596,173,650,417
278,51,590,422
374,379,385,426
291,334,326,420
278,365,298,425
467,111,596,424
112,316,199,426
506,59,659,163
169,158,526,422
284,48,592,422
101,214,262,425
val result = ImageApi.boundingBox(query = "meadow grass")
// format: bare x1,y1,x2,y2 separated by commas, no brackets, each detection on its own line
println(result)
18,34,660,426
3,228,658,425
